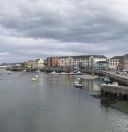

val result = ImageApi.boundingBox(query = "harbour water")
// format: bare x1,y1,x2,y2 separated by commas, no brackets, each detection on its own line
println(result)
0,70,128,132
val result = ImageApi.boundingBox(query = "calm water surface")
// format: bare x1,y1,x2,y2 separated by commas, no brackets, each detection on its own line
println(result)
0,70,128,132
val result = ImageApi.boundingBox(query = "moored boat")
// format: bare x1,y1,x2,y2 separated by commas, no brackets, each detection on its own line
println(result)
74,83,83,88
7,71,11,74
59,72,67,75
74,78,83,88
49,71,59,75
32,77,37,81
35,69,40,73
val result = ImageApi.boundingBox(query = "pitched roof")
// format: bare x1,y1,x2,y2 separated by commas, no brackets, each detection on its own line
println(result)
59,55,107,59
95,61,108,64
110,56,123,59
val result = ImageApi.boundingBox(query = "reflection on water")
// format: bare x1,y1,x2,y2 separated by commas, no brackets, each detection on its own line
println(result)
0,70,128,132
82,78,103,93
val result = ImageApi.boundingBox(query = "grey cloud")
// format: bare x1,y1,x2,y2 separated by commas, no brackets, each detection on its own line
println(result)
0,0,128,63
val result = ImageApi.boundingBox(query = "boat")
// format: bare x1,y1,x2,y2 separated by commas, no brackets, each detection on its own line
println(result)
74,80,79,84
74,78,83,88
103,76,111,83
49,71,58,74
22,70,27,72
35,69,40,73
32,77,37,81
68,71,83,75
7,71,11,74
74,83,83,88
59,72,67,75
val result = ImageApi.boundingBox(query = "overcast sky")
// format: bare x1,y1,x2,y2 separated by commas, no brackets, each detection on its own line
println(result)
0,0,128,63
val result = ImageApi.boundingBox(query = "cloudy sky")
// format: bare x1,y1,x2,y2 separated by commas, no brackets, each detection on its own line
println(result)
0,0,128,63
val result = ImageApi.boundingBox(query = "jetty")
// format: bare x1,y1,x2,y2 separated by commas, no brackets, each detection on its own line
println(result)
101,84,128,100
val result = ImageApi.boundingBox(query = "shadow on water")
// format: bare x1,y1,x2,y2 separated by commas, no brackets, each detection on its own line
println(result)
81,76,128,114
92,93,128,114
101,97,128,114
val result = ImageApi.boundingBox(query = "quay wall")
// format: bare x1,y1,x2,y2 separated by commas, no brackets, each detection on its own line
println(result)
84,70,128,85
101,85,128,100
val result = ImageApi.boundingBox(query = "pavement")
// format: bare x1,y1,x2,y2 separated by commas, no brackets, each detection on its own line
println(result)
106,71,128,80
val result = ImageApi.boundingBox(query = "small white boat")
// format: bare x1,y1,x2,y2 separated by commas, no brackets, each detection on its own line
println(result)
74,81,79,84
49,71,58,74
68,71,83,75
74,83,83,88
7,71,11,74
22,70,27,72
74,79,83,88
77,71,81,74
35,70,40,73
103,77,111,83
59,72,67,75
32,77,37,81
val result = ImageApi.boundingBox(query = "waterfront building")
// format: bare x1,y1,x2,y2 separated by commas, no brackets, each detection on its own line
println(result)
46,56,60,67
72,56,85,68
70,55,107,70
24,60,36,69
109,56,123,71
35,58,45,69
59,56,74,71
23,58,45,70
45,55,107,71
88,55,107,70
94,61,108,70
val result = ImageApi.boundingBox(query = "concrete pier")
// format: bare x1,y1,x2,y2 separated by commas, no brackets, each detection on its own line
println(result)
101,84,128,100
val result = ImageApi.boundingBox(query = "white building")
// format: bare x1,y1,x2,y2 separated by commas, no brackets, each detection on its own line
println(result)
35,58,45,69
59,56,74,68
24,58,45,69
108,56,123,71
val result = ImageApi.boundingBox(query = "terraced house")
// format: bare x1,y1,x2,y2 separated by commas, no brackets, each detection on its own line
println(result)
46,55,108,71
109,56,124,71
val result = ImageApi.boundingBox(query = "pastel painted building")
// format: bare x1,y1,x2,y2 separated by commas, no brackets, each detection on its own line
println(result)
35,58,45,69
59,56,74,68
47,56,60,67
109,56,123,71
